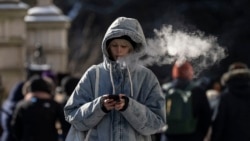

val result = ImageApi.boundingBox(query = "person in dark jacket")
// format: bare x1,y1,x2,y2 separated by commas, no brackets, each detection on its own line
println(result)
211,62,250,141
59,76,80,139
0,82,24,141
162,61,212,141
11,76,67,141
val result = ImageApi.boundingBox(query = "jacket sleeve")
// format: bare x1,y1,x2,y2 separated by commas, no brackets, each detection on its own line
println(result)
120,71,166,135
10,102,23,140
64,66,106,131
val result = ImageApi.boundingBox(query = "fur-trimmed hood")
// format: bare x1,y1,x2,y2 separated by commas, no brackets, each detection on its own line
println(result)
221,69,250,98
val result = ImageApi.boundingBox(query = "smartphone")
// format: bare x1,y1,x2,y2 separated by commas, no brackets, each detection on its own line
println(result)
108,95,120,102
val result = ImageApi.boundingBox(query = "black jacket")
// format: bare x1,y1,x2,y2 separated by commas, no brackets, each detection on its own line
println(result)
211,69,250,141
11,97,66,141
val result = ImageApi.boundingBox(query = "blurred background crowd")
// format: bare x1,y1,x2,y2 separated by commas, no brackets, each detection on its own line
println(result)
23,0,250,79
0,0,250,141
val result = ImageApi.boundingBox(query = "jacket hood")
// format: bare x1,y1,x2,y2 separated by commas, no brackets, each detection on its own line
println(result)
101,17,147,64
221,69,250,98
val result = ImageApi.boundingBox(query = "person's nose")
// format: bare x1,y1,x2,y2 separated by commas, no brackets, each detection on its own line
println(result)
117,46,122,53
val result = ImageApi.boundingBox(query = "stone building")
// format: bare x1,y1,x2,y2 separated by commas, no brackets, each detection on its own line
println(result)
0,0,70,97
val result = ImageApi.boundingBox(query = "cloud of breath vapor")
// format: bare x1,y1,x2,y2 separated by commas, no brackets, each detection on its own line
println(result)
141,25,227,76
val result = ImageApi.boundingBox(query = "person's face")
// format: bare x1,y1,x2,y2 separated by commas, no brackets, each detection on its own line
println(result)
108,39,133,61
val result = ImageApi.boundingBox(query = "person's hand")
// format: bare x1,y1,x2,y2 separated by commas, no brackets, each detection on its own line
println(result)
101,94,129,112
114,94,126,111
102,95,116,111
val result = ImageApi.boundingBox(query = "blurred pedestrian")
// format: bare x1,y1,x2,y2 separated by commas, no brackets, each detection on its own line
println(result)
11,76,67,141
64,16,166,141
60,76,80,107
206,77,222,121
0,75,5,138
204,77,222,141
211,62,250,141
162,61,212,141
0,82,24,141
59,76,80,139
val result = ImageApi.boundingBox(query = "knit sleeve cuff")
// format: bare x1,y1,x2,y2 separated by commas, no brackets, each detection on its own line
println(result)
100,97,110,113
119,96,129,111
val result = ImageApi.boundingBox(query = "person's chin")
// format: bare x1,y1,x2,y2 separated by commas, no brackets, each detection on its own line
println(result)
115,56,122,60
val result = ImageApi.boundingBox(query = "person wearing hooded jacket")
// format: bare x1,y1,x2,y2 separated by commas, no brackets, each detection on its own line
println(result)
64,17,166,141
211,62,250,141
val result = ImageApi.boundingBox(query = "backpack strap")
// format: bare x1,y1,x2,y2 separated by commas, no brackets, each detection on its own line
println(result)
168,82,196,103
185,82,197,91
95,65,99,98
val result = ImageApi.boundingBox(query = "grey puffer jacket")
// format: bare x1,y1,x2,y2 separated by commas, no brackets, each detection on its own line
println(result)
64,17,166,141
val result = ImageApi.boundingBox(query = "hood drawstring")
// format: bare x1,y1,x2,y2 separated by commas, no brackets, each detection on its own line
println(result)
127,66,134,97
109,63,133,97
109,64,115,95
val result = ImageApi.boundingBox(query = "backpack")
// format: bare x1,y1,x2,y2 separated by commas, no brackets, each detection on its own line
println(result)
165,84,197,134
